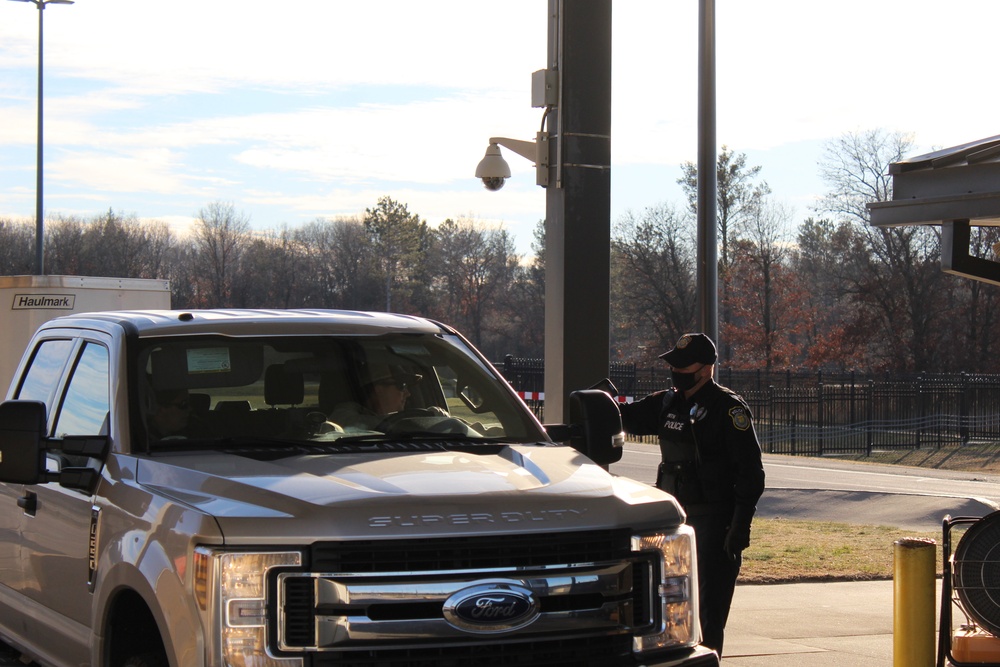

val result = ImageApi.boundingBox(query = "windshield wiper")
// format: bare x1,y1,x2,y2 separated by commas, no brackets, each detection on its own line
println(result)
332,432,511,445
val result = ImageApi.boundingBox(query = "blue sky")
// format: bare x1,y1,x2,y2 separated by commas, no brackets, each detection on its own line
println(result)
2,1,999,258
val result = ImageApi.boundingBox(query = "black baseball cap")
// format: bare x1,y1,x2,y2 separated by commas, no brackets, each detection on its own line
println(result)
659,333,718,367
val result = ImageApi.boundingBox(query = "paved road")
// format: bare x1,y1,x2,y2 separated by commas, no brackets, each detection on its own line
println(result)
613,443,1000,532
615,442,1000,501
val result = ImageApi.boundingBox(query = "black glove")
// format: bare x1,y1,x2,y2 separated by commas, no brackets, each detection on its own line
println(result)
723,505,756,561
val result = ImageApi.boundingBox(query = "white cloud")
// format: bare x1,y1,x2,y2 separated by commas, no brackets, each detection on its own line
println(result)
4,0,1000,257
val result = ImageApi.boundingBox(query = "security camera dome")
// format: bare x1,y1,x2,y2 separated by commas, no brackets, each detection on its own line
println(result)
481,176,506,191
475,144,511,193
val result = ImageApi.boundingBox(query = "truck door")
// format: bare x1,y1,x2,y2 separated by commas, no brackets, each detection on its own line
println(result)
0,338,76,615
6,336,109,661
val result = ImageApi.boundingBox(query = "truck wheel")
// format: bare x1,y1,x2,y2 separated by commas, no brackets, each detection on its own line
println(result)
122,652,168,667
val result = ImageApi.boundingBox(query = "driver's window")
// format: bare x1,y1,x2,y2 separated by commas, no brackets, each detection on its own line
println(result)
16,339,75,408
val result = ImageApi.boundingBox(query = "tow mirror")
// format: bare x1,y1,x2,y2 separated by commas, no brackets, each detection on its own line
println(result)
543,389,624,467
0,401,107,492
0,401,48,484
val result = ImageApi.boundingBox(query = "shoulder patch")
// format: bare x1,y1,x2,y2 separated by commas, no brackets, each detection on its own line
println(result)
729,406,751,431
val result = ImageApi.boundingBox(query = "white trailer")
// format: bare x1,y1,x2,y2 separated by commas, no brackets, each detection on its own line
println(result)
0,275,170,394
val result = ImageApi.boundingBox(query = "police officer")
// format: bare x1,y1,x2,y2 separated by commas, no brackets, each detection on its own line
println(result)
619,333,765,657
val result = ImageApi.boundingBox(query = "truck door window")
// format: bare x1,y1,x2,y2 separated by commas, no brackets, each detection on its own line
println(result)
55,343,110,438
16,338,74,407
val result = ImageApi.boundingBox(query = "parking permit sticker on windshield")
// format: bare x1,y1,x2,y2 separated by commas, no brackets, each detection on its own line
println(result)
186,348,232,373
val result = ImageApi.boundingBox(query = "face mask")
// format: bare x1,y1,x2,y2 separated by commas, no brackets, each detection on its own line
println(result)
671,368,700,392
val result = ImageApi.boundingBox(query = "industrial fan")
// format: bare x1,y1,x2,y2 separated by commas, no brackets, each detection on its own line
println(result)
940,511,1000,666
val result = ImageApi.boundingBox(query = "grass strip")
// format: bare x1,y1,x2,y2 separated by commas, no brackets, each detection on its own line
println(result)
739,517,942,585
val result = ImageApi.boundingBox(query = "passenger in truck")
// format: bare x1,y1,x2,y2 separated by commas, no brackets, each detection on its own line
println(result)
148,388,211,440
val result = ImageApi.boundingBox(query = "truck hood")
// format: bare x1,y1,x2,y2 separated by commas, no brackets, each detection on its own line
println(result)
134,444,684,541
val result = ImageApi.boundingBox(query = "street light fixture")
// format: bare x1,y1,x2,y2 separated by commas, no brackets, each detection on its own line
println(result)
9,0,74,276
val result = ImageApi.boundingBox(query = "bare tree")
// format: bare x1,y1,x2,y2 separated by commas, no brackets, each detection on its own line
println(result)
295,217,381,309
0,218,36,275
815,128,952,371
790,218,868,368
679,146,771,270
194,201,251,307
433,217,519,349
233,227,309,308
726,199,804,371
491,220,546,359
611,203,697,361
679,147,771,362
45,216,87,275
79,209,175,278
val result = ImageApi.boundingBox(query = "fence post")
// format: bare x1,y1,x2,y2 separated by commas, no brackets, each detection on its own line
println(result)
867,378,875,456
766,385,774,454
960,372,969,446
849,370,856,426
817,380,824,457
916,372,924,450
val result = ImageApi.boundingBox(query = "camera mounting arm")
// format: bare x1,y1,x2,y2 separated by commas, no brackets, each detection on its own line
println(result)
475,132,549,190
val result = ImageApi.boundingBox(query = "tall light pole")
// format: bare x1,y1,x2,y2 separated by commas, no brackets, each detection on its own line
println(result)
10,0,73,276
697,0,718,344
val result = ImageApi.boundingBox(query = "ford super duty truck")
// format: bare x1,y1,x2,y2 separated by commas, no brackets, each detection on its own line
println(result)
0,309,717,667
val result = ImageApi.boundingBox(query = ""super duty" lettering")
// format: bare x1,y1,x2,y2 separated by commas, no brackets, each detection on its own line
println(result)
368,508,588,528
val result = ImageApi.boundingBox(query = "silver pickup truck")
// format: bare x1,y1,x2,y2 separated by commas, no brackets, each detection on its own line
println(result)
0,309,717,667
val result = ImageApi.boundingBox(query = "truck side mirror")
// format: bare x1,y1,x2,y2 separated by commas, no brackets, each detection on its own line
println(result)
0,400,48,484
567,389,625,466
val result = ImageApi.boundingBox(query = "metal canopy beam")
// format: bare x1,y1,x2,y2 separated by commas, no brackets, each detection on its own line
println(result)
867,135,1000,285
942,220,1000,287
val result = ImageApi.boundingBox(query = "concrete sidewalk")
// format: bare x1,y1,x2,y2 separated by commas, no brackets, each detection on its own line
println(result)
723,579,905,666
719,487,985,666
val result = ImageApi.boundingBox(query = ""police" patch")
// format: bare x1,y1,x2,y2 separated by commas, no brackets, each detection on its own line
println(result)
729,406,750,431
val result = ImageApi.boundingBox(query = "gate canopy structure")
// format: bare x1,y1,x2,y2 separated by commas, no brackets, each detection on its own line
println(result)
868,134,1000,286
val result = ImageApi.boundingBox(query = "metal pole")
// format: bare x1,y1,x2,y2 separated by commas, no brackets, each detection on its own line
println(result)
697,0,718,342
893,538,936,667
35,1,44,275
13,0,72,273
542,0,612,423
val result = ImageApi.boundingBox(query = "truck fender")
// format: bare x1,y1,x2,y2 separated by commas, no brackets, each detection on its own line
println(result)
92,504,219,667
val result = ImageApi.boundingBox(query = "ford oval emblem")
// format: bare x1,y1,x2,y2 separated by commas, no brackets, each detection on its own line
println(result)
442,581,540,634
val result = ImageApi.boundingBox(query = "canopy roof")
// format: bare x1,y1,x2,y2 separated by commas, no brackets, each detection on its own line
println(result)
868,135,1000,286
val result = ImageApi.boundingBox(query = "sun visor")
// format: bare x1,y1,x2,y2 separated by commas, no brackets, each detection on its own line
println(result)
151,343,264,390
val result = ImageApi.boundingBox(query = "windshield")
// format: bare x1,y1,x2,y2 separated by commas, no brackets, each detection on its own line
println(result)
135,332,545,450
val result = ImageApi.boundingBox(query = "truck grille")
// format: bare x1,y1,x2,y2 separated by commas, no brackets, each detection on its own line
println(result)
278,530,659,667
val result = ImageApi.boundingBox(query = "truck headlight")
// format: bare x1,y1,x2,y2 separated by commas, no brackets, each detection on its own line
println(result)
631,525,700,653
195,547,302,667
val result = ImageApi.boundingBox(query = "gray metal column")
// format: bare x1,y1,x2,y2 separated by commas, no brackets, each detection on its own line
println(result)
697,0,718,341
543,0,612,423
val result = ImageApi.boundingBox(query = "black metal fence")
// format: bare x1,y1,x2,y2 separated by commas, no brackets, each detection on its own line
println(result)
498,357,1000,455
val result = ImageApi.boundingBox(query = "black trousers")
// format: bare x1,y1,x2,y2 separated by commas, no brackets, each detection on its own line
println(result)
686,511,742,657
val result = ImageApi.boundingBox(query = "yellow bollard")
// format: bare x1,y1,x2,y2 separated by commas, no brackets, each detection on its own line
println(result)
893,537,936,667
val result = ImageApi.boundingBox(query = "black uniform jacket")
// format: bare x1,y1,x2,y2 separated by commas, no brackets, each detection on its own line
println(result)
619,380,765,515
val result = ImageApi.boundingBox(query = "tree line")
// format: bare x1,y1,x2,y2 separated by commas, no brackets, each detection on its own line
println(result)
2,128,999,374
0,197,543,362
